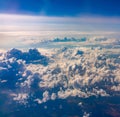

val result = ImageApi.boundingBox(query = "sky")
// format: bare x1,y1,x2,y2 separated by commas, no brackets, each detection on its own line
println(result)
0,0,120,32
0,0,120,16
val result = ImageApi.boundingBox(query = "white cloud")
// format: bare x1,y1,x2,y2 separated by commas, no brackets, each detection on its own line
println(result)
35,91,50,104
0,44,120,107
83,112,90,117
34,98,42,104
13,93,28,104
0,14,120,34
42,91,50,102
36,47,120,103
111,85,120,91
51,93,57,100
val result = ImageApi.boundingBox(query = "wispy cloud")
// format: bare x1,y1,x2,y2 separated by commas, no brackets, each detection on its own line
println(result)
0,14,120,32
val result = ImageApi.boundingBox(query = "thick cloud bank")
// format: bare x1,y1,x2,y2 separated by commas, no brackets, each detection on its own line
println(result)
0,47,120,117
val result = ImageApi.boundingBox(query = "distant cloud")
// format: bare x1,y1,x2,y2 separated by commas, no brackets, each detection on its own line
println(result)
0,14,120,32
52,37,87,42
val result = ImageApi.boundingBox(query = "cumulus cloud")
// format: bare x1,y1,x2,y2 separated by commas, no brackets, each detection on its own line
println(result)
0,46,120,107
51,93,57,100
0,48,48,104
12,93,29,104
37,47,120,103
6,48,49,65
34,91,50,104
111,85,120,91
0,27,120,117
83,112,90,117
0,57,25,89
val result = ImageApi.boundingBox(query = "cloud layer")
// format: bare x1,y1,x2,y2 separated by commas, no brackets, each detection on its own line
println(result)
0,35,120,117
0,47,120,105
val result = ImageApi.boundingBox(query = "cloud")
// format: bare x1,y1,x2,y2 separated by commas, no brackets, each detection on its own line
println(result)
111,85,120,91
0,48,47,104
12,93,29,104
0,46,120,107
6,48,49,65
51,93,57,100
37,47,120,102
51,37,87,42
83,112,90,117
0,14,120,33
34,91,50,104
0,57,26,89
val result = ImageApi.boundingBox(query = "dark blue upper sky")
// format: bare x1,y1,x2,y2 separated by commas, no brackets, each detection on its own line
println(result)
0,0,120,17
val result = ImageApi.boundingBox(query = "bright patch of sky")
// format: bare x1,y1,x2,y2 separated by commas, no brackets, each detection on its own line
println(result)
0,14,120,32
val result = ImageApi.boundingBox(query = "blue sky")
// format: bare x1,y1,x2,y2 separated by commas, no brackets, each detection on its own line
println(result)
0,0,120,33
0,0,120,16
